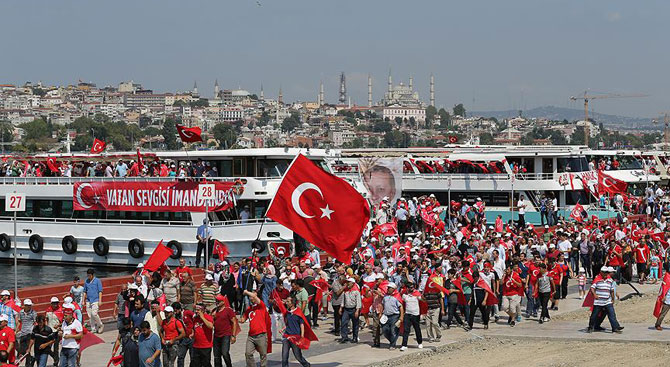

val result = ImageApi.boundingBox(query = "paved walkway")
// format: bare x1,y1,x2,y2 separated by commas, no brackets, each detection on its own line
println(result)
74,280,667,367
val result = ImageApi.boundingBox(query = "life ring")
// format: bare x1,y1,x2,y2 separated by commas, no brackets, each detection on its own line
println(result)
93,236,110,256
0,234,10,252
233,179,245,195
166,240,182,260
128,239,144,258
61,235,78,255
251,240,266,253
29,234,43,253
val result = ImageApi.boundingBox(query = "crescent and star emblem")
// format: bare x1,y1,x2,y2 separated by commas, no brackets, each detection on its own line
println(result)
76,183,101,209
291,182,334,220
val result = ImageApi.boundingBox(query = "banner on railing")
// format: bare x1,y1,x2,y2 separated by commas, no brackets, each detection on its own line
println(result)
358,157,403,208
73,181,237,212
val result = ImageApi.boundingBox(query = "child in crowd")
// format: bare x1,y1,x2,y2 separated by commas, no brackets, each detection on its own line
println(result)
577,268,587,299
649,249,660,285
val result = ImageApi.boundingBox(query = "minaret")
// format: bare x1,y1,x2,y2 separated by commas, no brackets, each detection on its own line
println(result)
430,73,435,106
367,74,373,108
387,69,392,93
260,84,264,101
409,75,413,91
214,79,220,99
192,81,198,96
318,81,324,107
278,86,283,105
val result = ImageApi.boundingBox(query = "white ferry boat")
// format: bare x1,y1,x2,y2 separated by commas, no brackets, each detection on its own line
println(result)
0,148,338,267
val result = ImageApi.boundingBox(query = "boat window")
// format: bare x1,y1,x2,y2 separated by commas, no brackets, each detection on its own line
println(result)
219,160,233,177
542,158,554,174
565,190,590,205
409,191,510,207
557,158,588,173
246,158,255,177
257,159,291,177
233,158,244,176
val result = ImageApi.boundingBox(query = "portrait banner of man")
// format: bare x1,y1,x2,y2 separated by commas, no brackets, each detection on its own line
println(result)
358,157,403,207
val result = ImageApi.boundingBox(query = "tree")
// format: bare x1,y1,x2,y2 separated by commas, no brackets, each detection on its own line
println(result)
372,121,392,133
570,126,586,145
258,111,271,126
190,99,209,108
368,136,379,148
453,103,466,118
549,130,567,145
20,118,50,141
212,123,237,149
281,112,301,133
383,130,410,148
425,106,437,124
438,108,451,128
520,133,536,145
479,132,495,145
162,118,180,150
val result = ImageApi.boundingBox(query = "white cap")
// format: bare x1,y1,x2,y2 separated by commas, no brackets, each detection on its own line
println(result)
137,263,144,268
312,264,321,269
346,277,356,283
128,284,139,290
50,297,59,303
164,306,174,312
62,304,75,311
387,282,397,289
0,314,8,322
205,274,214,281
375,273,385,280
221,261,229,266
579,267,585,273
64,296,73,304
544,225,549,228
23,299,33,306
0,290,9,296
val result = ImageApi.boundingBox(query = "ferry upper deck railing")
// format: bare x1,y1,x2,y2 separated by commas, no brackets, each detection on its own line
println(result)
0,176,281,185
0,215,271,227
336,172,560,181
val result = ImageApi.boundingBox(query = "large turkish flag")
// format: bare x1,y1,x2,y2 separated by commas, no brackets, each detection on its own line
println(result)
176,124,203,143
597,170,628,195
267,154,370,263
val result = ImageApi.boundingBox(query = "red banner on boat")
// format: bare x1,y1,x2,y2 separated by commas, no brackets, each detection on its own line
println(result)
73,181,237,212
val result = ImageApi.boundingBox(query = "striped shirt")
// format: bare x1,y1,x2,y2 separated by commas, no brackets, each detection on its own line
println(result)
591,279,614,306
198,284,218,309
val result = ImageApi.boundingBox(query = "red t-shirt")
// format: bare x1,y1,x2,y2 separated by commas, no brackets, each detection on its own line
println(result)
608,245,623,267
635,245,650,264
181,310,195,337
502,272,524,297
527,263,540,285
0,326,16,363
244,301,268,336
161,317,184,341
192,314,214,349
176,266,193,282
214,307,236,337
548,267,561,285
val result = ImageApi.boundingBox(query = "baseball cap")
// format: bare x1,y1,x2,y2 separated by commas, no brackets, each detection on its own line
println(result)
50,297,59,303
137,263,144,268
0,290,9,296
23,299,33,306
205,274,214,281
387,282,397,289
164,306,174,313
215,294,226,302
0,314,8,322
64,296,73,304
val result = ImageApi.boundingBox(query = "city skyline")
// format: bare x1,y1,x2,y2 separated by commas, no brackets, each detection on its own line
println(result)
1,0,668,117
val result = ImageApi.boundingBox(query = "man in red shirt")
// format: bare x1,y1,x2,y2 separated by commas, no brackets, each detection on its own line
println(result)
0,314,15,364
607,242,623,282
502,262,524,326
547,260,563,311
173,302,194,367
634,240,650,284
160,305,185,367
240,290,270,367
176,258,193,284
191,303,214,367
213,295,238,367
525,256,540,317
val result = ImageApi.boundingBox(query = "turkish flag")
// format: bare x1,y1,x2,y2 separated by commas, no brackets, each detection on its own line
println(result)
79,327,105,351
176,124,203,143
570,203,586,222
213,239,229,260
285,308,318,349
448,135,458,144
46,157,59,173
136,148,144,171
654,273,670,318
271,289,287,315
272,242,291,258
476,277,499,306
266,154,370,264
598,170,628,195
425,277,449,295
90,138,106,154
107,355,124,367
144,240,173,272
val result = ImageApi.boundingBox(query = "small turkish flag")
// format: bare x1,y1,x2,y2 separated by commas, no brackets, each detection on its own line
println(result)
90,138,106,154
448,135,458,144
213,239,230,260
267,154,370,264
272,242,291,258
144,240,173,272
597,170,628,195
176,124,203,143
46,157,59,173
570,203,586,222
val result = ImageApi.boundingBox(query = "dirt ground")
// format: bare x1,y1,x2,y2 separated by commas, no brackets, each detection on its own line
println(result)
377,337,670,367
553,292,667,324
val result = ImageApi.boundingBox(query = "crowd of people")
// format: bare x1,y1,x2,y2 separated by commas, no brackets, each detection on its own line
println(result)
2,187,670,367
0,158,219,179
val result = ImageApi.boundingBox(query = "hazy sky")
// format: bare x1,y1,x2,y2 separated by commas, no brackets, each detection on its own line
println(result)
1,0,668,117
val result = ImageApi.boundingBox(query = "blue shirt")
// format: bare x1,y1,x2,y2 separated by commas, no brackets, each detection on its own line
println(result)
138,332,162,367
0,303,16,329
84,277,103,303
116,163,128,177
131,309,148,328
197,224,212,240
284,311,303,336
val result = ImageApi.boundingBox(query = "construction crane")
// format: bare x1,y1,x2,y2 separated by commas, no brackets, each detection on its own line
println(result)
652,113,670,151
569,91,648,147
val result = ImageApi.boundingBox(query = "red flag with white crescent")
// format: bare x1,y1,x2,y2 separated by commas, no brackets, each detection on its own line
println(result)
266,154,370,264
598,170,628,195
272,242,291,258
570,203,586,222
90,138,106,154
176,124,203,143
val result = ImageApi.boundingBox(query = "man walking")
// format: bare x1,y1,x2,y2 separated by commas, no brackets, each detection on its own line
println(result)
240,290,270,367
338,278,361,344
587,267,624,333
16,298,36,366
82,268,104,334
380,283,403,350
160,305,185,367
139,321,162,367
213,295,237,367
58,304,82,367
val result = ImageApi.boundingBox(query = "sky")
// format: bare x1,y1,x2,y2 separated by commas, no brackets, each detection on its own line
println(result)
1,0,668,118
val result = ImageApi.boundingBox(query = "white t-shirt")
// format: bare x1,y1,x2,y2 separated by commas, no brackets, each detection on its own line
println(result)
61,319,83,349
558,239,572,254
517,200,525,215
402,294,421,316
